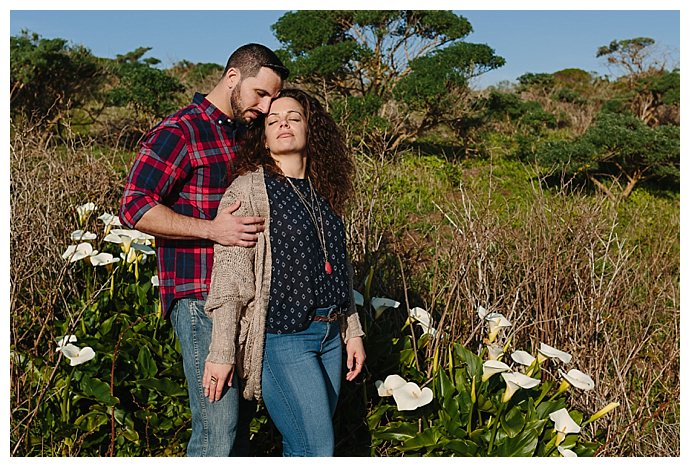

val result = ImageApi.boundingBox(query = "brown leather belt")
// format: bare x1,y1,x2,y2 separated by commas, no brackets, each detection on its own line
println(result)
312,314,341,323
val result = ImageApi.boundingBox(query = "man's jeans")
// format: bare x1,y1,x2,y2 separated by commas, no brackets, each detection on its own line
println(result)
170,298,242,457
261,306,343,457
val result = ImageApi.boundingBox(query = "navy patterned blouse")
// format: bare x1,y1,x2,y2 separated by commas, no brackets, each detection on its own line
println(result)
264,172,350,334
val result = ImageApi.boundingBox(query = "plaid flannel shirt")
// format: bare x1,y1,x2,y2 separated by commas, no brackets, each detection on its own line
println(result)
119,93,243,317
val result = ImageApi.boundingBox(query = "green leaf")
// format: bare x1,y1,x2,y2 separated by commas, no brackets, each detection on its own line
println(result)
137,346,158,379
437,368,456,402
501,405,526,438
136,377,187,397
398,427,441,451
372,421,419,442
367,403,392,430
495,425,539,457
80,376,119,406
442,438,479,456
453,343,482,379
74,410,109,432
536,399,566,419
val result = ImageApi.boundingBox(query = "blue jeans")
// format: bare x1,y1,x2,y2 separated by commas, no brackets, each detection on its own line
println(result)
170,298,241,457
261,306,343,457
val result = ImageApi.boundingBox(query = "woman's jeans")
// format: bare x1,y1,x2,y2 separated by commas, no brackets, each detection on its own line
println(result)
261,306,343,457
170,298,246,457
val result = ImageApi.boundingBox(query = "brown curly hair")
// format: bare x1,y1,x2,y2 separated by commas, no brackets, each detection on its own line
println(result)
234,88,354,217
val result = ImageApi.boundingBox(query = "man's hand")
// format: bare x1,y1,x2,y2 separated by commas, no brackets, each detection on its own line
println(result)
202,361,235,403
345,336,366,382
209,200,265,247
132,201,264,247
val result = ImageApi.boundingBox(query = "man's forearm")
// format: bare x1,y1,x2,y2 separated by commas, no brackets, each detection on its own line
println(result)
133,204,214,241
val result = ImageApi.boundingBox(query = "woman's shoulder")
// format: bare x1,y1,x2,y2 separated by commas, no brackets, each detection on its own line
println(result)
228,167,265,194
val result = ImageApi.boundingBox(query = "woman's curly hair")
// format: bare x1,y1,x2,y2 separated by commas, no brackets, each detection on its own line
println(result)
234,88,354,217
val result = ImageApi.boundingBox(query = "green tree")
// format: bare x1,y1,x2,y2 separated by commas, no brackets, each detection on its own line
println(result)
597,38,679,126
272,10,505,150
106,47,186,130
596,37,659,78
10,30,104,129
537,111,679,199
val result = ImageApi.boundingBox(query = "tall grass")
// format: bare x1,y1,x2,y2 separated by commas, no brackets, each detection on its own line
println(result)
10,128,679,456
347,150,679,456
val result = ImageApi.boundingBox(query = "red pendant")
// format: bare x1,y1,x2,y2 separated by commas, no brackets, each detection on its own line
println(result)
325,260,333,275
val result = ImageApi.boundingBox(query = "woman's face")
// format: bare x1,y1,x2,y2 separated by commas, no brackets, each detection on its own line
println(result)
264,97,307,157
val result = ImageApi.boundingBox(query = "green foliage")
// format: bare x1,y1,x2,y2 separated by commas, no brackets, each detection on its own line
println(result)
537,110,679,194
483,91,557,133
272,10,504,147
107,52,186,118
365,300,614,457
11,214,190,456
394,42,505,109
10,30,104,125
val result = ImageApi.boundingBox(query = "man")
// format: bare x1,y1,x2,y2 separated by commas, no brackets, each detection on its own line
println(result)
119,43,289,456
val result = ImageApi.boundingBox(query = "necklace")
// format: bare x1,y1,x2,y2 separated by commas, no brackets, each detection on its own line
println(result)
284,176,333,275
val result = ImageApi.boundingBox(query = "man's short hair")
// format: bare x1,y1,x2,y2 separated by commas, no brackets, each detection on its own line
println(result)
224,43,290,80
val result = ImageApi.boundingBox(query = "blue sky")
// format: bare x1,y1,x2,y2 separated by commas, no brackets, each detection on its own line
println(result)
8,5,681,89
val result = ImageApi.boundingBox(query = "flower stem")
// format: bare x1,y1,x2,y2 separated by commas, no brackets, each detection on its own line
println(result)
487,403,505,455
61,366,75,424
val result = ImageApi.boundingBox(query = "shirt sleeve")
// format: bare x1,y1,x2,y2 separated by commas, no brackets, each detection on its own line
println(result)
204,180,258,364
119,124,190,228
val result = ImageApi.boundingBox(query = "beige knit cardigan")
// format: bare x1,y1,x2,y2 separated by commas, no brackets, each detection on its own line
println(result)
204,167,365,401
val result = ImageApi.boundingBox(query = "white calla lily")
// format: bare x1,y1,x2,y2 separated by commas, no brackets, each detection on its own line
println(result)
76,202,96,225
501,371,541,402
375,374,407,397
558,446,578,457
511,350,536,367
89,252,120,267
484,312,511,343
111,228,154,244
131,242,155,255
56,335,78,351
97,212,122,227
392,382,433,411
486,343,504,360
477,305,490,320
151,275,160,287
371,297,400,320
409,307,437,336
62,242,94,263
559,368,595,390
538,343,572,364
59,344,96,366
482,360,511,382
353,289,364,307
70,230,97,241
104,232,124,244
549,408,581,445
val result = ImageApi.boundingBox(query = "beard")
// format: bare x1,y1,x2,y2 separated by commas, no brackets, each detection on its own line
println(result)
230,84,245,122
230,82,260,124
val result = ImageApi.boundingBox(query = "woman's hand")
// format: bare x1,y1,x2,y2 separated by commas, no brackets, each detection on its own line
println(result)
202,361,235,402
345,336,366,382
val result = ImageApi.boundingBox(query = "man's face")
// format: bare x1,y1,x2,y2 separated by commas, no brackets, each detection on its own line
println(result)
230,67,282,123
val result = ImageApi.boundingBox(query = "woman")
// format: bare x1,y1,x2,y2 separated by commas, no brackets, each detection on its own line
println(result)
202,88,366,456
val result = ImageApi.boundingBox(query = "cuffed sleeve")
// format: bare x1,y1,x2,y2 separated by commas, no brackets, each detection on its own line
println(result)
341,254,365,343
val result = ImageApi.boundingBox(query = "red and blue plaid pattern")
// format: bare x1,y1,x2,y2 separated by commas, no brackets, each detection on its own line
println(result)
120,93,242,317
